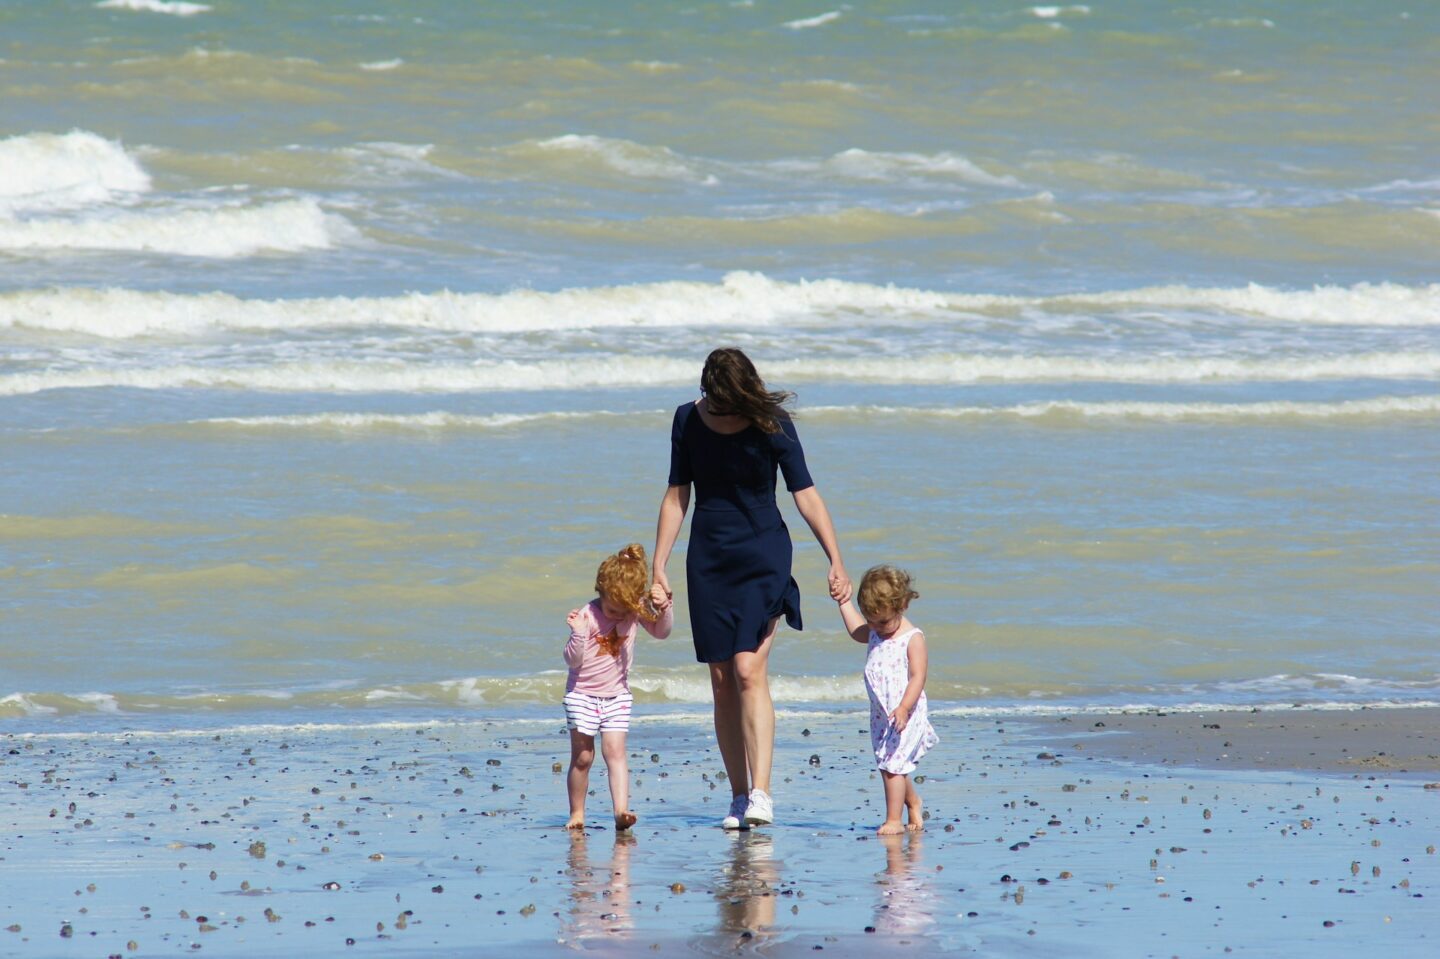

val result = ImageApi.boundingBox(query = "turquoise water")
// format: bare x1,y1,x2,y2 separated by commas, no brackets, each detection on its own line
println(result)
2,0,1437,723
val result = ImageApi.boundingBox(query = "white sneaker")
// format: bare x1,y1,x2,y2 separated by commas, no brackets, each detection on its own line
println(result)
721,793,749,830
743,789,773,826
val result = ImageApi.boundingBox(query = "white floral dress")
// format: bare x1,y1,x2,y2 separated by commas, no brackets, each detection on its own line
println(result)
864,626,939,775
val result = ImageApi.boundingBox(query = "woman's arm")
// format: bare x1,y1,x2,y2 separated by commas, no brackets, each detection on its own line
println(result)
837,599,870,644
792,486,851,602
889,633,929,732
652,483,690,596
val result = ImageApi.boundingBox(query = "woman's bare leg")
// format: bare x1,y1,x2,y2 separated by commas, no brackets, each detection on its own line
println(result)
709,661,749,798
731,617,779,794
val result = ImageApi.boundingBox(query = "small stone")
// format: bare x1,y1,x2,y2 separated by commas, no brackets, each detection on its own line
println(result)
248,841,266,859
809,754,821,766
60,924,73,938
552,762,563,773
369,853,384,861
519,904,536,916
486,759,501,767
670,883,685,894
431,885,443,893
1323,920,1335,928
1059,871,1073,880
322,882,341,891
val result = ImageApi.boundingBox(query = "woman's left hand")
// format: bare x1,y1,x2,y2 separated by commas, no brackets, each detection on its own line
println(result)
828,563,851,603
650,581,673,611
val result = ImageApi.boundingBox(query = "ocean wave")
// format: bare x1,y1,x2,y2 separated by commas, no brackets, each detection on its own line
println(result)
773,149,1021,187
0,198,355,257
96,0,210,16
4,351,1437,397
6,671,1438,722
1029,5,1090,18
8,273,1439,339
5,273,1438,339
783,11,842,30
0,130,151,214
804,395,1440,423
190,410,642,432
133,397,1440,435
532,135,717,184
0,272,953,338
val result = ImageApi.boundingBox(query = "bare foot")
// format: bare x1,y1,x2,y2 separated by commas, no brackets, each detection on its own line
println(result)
565,814,585,830
877,820,906,835
615,810,637,831
906,800,924,831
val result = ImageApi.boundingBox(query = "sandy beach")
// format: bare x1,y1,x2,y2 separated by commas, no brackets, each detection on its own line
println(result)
3,707,1436,957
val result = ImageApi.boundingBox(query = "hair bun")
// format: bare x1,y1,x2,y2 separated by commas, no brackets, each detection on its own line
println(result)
618,543,646,563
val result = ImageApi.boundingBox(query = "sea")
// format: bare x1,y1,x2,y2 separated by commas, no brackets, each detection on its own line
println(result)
2,0,1438,731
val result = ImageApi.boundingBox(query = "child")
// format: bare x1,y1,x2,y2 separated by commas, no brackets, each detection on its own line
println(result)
837,565,938,835
564,543,673,831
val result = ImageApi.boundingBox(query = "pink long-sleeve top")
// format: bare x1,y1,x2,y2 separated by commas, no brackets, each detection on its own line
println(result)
564,599,674,697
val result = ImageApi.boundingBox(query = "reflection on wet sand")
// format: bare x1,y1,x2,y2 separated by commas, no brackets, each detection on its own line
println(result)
873,832,935,936
716,831,782,939
560,830,635,944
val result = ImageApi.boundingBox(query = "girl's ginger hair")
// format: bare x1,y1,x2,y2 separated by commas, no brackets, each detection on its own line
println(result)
595,543,658,623
857,564,919,619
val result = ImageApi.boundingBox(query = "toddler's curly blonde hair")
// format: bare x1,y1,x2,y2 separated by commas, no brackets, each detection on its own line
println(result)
595,543,657,622
857,564,919,619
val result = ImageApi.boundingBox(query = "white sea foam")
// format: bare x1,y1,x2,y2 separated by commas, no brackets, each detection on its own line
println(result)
192,410,640,431
170,397,1440,434
358,58,403,71
0,198,354,257
0,131,151,213
1029,5,1090,18
533,135,716,184
4,352,1437,397
3,274,1437,338
807,149,1021,187
783,11,842,30
806,395,1440,423
96,0,210,15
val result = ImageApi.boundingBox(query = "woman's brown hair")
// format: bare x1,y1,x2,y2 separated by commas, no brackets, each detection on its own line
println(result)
700,348,795,434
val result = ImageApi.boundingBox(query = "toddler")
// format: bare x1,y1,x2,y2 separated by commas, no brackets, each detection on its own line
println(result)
564,543,673,830
837,565,938,834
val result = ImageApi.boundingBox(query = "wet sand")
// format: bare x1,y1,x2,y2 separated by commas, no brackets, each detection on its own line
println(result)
1023,706,1440,776
2,708,1437,957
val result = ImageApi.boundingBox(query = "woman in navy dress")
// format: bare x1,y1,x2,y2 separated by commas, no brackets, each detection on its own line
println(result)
653,348,850,829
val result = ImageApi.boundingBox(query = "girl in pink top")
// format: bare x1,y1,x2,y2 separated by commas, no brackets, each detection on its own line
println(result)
564,543,673,831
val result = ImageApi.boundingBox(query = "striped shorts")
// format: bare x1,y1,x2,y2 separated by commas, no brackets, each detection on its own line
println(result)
563,690,633,736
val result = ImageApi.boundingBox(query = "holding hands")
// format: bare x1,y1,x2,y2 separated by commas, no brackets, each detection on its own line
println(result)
650,581,673,612
828,563,852,604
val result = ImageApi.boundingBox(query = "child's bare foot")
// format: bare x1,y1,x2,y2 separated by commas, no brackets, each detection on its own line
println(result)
614,810,637,831
906,799,924,831
565,814,586,830
877,820,906,835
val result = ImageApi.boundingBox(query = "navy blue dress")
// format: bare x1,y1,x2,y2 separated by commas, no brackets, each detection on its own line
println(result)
667,401,815,664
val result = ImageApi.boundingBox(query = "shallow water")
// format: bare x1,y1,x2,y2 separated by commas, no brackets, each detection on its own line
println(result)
1,0,1437,725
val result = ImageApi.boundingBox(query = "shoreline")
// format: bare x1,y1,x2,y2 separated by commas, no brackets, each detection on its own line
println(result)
3,705,1436,956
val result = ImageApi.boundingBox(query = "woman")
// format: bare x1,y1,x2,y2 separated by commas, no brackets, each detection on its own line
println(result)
653,348,850,829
